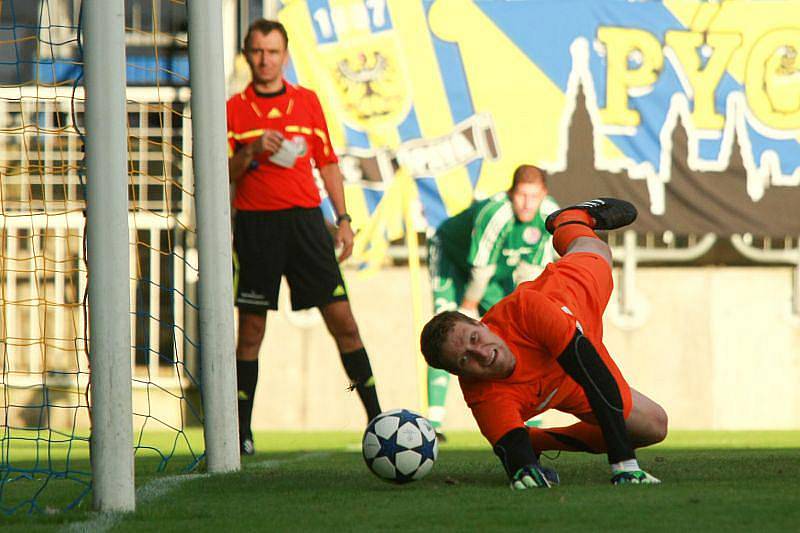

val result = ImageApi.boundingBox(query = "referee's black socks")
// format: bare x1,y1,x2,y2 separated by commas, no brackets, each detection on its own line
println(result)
236,359,259,440
340,347,382,421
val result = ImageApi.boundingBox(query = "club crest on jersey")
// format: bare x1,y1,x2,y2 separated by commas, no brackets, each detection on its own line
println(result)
320,35,411,132
523,227,542,245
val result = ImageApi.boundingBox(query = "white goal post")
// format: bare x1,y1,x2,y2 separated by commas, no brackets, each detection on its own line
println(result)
81,0,238,512
187,0,240,475
83,0,135,513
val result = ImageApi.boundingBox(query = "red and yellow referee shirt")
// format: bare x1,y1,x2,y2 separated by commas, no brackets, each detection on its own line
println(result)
226,80,338,211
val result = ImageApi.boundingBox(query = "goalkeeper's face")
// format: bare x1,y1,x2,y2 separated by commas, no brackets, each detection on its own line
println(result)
440,319,516,380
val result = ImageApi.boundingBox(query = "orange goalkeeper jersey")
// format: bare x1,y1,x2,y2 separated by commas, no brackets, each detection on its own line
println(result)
458,252,617,444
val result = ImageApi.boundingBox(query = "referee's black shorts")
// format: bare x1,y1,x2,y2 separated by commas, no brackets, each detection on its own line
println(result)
233,207,348,313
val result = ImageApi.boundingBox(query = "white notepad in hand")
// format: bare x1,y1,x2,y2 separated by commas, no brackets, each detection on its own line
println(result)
268,138,303,168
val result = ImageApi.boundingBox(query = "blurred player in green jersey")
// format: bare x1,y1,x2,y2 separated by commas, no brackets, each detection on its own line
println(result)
426,165,558,440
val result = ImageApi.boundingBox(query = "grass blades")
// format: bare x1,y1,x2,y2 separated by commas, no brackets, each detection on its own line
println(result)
2,431,798,532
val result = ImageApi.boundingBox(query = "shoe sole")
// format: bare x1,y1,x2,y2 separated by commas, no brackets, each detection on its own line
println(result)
541,466,560,486
545,198,637,234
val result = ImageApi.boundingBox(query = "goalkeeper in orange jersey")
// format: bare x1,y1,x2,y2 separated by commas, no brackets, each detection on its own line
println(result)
420,198,667,488
426,165,558,441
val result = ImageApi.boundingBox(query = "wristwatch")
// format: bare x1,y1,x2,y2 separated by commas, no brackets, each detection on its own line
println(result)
336,213,352,226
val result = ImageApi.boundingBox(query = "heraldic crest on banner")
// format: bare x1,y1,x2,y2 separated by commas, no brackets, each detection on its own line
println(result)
320,33,412,133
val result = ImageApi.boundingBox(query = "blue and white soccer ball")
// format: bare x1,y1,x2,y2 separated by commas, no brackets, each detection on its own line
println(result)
362,409,438,483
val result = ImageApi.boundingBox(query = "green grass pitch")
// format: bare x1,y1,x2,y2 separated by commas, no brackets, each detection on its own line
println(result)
3,430,798,532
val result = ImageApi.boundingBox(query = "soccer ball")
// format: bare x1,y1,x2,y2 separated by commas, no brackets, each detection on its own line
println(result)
362,409,438,483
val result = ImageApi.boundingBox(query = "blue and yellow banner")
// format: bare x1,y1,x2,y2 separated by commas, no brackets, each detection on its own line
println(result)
281,0,800,247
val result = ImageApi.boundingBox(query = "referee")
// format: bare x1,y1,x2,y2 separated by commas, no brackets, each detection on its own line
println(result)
226,19,382,455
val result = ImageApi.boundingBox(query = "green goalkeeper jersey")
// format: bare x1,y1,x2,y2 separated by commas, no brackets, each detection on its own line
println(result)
435,192,558,306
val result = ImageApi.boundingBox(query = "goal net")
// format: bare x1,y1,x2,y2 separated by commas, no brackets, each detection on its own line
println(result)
1,0,204,514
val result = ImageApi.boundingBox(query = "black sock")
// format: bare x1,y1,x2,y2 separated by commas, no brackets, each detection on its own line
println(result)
236,359,259,440
340,348,381,421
